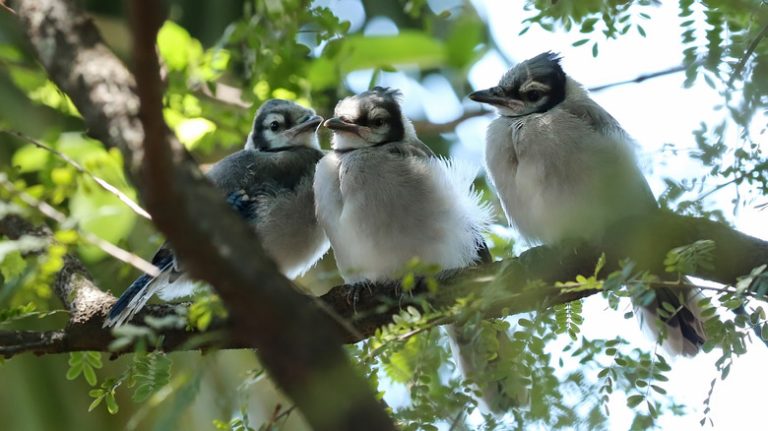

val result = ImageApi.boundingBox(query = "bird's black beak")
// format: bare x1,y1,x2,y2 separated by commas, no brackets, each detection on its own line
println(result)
468,87,509,107
286,114,324,136
323,117,361,135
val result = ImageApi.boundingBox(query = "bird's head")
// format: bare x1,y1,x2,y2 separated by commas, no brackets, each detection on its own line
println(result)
469,51,566,117
246,99,323,151
324,86,415,151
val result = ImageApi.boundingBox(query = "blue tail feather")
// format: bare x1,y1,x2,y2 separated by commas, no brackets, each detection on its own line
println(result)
108,190,254,326
107,252,174,322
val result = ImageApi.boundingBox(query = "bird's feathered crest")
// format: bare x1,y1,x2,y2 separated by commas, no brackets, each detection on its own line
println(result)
369,86,403,102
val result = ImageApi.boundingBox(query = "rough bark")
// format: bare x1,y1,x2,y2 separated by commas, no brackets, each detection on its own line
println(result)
10,1,396,430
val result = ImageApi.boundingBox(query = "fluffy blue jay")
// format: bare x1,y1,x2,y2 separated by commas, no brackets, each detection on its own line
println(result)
470,52,706,356
314,87,524,412
105,99,329,327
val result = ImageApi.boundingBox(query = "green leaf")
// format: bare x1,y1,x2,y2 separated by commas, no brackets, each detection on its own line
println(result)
627,394,644,408
82,365,97,386
157,21,203,71
445,16,485,68
88,395,104,412
310,32,447,89
66,363,82,380
69,176,136,261
11,145,49,173
0,250,26,280
105,392,119,414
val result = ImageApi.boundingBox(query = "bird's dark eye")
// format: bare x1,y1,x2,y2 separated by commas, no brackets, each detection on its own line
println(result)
269,121,280,132
525,90,543,103
372,118,385,127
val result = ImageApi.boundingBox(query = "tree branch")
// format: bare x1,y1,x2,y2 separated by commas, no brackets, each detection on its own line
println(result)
2,211,766,356
729,22,768,86
588,65,688,92
11,1,396,430
412,109,491,135
0,213,113,317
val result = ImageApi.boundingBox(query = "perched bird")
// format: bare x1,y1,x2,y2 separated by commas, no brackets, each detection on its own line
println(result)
470,51,705,356
314,87,522,411
105,99,329,327
314,87,489,282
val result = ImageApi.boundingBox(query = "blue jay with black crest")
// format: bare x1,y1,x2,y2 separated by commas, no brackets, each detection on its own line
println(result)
314,87,525,412
105,99,329,327
470,52,706,357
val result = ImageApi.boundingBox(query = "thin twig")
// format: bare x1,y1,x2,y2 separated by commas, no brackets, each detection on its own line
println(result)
0,174,159,276
0,0,15,14
589,65,688,92
696,178,740,202
729,22,768,86
2,130,151,220
448,409,465,431
365,315,452,361
413,109,491,135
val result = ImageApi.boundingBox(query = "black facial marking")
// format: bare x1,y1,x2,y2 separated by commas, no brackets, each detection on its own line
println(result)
502,51,567,113
352,86,405,144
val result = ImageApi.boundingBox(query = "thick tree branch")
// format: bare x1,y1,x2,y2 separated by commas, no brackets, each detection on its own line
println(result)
11,1,395,430
2,211,766,357
0,213,112,317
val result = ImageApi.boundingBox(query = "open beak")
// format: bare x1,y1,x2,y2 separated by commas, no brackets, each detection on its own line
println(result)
323,117,361,135
285,115,324,137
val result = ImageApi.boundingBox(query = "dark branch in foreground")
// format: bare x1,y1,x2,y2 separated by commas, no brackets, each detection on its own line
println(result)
11,1,395,430
2,211,766,356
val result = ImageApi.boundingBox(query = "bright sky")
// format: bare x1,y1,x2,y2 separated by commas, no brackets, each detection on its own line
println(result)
318,0,768,429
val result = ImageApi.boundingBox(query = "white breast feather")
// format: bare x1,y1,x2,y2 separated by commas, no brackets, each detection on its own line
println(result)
314,150,491,283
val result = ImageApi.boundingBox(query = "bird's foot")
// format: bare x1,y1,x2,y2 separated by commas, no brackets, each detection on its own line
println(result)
345,280,375,314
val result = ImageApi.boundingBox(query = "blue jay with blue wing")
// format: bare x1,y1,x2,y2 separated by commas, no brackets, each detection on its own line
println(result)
105,99,329,327
470,52,706,357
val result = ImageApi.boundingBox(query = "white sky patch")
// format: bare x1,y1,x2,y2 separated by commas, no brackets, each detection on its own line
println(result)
421,74,463,124
467,49,509,90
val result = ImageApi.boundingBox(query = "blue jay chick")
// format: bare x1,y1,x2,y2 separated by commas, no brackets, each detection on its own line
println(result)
470,52,705,356
105,99,329,327
314,86,490,282
314,87,524,412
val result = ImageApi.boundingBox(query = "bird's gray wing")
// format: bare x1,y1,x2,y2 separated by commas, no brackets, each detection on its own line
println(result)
207,147,324,221
562,99,658,210
563,100,704,355
207,147,322,194
107,147,323,327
